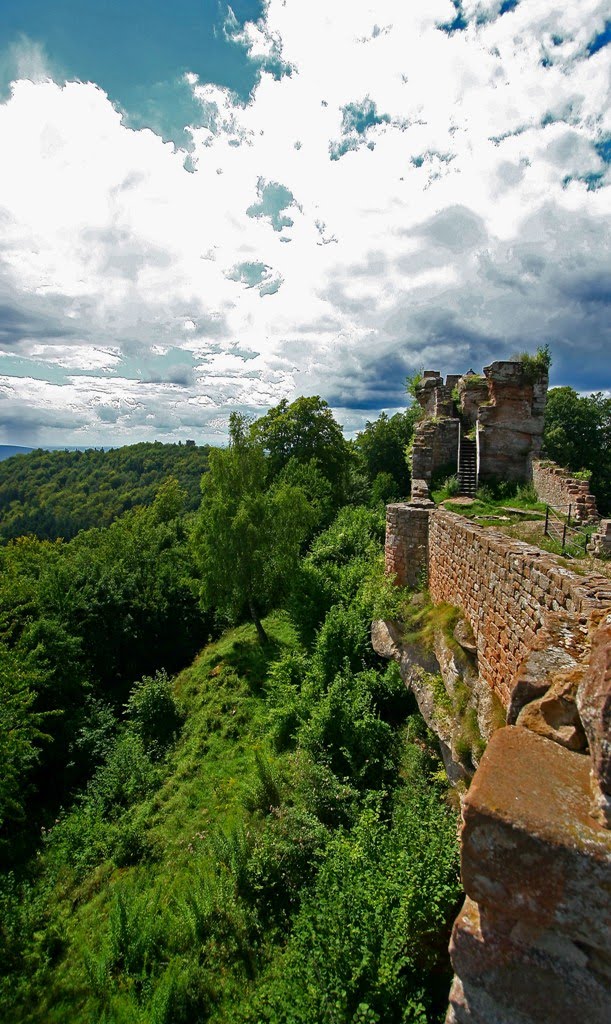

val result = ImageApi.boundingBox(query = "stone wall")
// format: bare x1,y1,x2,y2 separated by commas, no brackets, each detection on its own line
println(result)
427,509,611,706
410,418,459,498
532,459,599,523
384,501,432,588
383,500,611,1023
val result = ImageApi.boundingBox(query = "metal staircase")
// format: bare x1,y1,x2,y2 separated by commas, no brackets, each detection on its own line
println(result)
458,436,477,496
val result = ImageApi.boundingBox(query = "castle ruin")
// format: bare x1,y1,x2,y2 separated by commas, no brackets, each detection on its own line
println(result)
410,359,548,500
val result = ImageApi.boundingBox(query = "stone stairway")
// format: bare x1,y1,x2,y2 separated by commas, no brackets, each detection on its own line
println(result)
458,437,477,496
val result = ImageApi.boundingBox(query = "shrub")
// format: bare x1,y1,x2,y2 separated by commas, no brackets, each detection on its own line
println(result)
241,769,461,1024
125,670,183,758
436,475,460,500
300,670,397,792
244,752,283,815
312,602,378,689
244,807,328,924
516,344,551,382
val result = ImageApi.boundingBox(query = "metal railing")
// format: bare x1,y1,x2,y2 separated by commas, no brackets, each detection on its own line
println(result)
544,503,590,556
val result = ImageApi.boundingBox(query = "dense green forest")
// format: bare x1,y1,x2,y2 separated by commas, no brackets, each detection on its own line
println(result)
1,383,608,1023
0,442,211,541
1,398,461,1024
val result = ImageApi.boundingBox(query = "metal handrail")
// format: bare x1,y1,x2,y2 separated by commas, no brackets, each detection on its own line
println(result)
544,503,589,555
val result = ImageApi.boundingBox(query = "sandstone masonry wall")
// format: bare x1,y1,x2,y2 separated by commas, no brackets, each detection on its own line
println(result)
411,418,459,494
385,501,432,588
427,509,611,705
532,458,599,523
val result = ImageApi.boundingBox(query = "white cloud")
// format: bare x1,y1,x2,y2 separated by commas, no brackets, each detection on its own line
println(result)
0,0,609,444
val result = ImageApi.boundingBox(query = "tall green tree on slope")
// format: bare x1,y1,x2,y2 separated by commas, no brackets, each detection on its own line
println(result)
251,396,350,504
192,414,315,643
544,387,611,513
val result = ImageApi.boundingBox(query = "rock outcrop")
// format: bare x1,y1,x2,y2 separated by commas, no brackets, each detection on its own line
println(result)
447,727,611,1024
409,359,548,500
577,616,611,826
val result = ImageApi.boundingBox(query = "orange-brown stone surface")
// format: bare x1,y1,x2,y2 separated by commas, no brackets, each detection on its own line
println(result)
447,897,611,1024
460,726,611,952
577,616,611,826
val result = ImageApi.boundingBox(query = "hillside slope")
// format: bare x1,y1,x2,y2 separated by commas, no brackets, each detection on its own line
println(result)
0,441,210,540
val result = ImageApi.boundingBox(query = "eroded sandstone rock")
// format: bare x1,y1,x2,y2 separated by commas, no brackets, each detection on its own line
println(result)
577,616,611,826
460,727,611,952
447,897,611,1024
515,667,587,751
371,619,473,783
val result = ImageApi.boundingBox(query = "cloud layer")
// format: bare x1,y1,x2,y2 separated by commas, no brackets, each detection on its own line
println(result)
0,0,609,444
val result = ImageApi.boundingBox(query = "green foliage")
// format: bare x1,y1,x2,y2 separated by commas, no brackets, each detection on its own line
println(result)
515,344,552,382
244,752,283,815
352,409,419,500
300,669,397,791
0,442,210,542
436,474,460,500
251,396,350,504
244,806,328,925
400,596,461,653
462,373,486,389
0,643,49,836
125,670,183,759
311,599,379,689
242,754,460,1024
276,457,334,533
0,384,462,1024
405,370,424,400
544,386,611,513
192,414,315,641
288,505,385,644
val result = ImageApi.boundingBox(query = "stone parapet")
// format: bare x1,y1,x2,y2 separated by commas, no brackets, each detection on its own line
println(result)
384,500,433,588
428,509,611,706
588,519,611,557
532,459,599,523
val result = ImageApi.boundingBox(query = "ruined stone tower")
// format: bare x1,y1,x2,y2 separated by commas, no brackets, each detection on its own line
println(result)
410,359,548,500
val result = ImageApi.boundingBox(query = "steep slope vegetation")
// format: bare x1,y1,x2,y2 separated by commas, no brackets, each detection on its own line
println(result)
0,507,461,1024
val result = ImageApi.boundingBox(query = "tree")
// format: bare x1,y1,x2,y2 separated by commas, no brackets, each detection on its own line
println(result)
251,397,350,503
0,643,49,839
192,414,315,643
352,408,419,497
544,387,611,513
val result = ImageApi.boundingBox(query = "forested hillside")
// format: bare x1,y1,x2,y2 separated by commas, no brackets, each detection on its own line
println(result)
0,398,466,1024
0,442,211,541
3,381,606,1021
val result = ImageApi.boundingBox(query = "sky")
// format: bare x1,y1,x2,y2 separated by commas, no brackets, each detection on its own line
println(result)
0,1,609,447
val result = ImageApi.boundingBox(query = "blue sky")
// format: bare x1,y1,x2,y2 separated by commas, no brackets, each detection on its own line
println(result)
0,0,609,446
0,1,264,144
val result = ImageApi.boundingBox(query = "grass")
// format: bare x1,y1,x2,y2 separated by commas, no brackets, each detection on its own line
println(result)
8,611,301,1023
1,510,463,1024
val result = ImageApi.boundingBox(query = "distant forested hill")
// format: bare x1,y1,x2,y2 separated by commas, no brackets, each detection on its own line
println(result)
0,442,210,541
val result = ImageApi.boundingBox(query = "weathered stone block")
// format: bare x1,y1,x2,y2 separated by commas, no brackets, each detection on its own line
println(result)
448,897,611,1024
577,616,611,826
461,727,611,952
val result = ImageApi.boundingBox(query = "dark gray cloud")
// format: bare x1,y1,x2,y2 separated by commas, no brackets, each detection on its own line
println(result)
0,299,77,347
